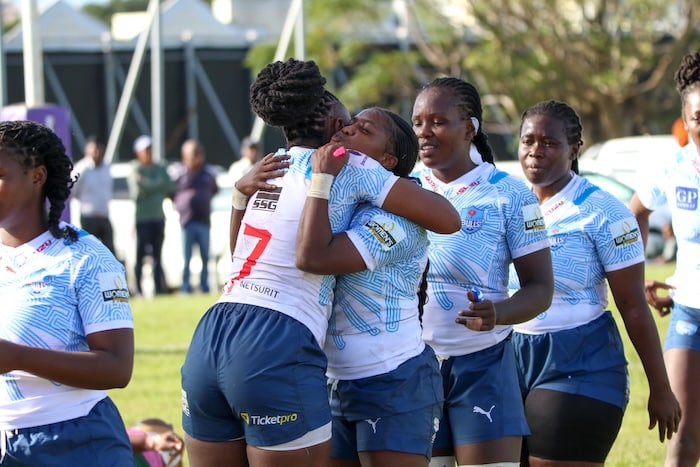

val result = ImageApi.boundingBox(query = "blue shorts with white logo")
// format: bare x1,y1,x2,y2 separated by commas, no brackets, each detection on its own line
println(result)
665,303,700,351
181,302,330,447
433,337,529,449
0,397,133,466
513,311,630,410
329,346,443,459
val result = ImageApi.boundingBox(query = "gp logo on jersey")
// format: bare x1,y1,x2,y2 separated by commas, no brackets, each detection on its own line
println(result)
364,214,406,250
610,218,640,247
522,203,546,232
100,272,129,303
251,187,282,212
675,187,698,211
461,207,485,232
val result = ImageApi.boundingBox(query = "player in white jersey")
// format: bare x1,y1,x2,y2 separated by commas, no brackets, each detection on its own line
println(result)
411,77,554,467
0,120,134,465
180,59,460,467
514,100,680,466
630,52,700,467
295,107,443,467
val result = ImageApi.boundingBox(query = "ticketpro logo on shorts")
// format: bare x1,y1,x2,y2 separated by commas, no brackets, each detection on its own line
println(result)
240,412,298,425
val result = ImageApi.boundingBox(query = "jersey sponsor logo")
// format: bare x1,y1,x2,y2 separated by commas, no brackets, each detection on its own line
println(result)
364,214,406,250
364,418,381,434
27,276,53,295
674,320,698,336
522,203,546,232
100,272,129,303
675,187,698,211
240,412,298,426
610,218,640,247
251,187,282,212
460,207,485,232
238,280,280,298
181,389,191,417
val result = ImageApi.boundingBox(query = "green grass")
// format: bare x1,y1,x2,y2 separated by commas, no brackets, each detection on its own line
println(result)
109,262,679,467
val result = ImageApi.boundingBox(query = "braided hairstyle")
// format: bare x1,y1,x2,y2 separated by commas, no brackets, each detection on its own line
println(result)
0,120,78,242
520,100,584,174
250,58,341,147
420,77,495,164
675,52,700,105
375,108,419,177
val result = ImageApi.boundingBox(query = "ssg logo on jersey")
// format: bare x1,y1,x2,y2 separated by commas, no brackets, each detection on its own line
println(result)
610,218,640,247
251,187,282,212
522,203,545,232
100,272,129,303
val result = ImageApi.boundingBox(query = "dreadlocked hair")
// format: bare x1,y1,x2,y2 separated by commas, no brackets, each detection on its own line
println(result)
250,58,338,147
674,52,700,104
521,100,584,174
0,120,78,242
421,77,495,164
375,108,419,177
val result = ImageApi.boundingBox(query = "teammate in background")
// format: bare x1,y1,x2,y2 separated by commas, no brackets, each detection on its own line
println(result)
71,136,115,253
0,120,134,465
295,108,443,467
181,58,460,467
630,51,700,467
411,77,554,467
514,100,680,466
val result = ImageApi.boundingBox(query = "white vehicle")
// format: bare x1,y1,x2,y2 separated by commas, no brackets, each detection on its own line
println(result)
71,162,232,295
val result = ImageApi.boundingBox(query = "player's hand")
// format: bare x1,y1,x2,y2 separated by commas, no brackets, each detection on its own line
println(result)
644,280,675,317
235,153,291,196
647,387,681,442
455,299,497,331
312,143,348,176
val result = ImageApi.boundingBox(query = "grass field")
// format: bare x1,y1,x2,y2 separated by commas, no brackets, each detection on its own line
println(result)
109,261,679,467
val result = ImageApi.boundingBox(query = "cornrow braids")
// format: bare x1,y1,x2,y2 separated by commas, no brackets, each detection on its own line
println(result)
0,120,78,242
377,108,419,177
250,58,338,147
421,77,495,164
674,51,700,104
521,100,584,174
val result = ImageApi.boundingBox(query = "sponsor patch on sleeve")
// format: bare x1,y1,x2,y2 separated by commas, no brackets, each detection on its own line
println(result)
522,203,546,232
609,217,641,247
99,272,130,303
363,214,407,251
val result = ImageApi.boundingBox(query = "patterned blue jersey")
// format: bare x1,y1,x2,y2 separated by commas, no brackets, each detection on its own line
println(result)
221,147,398,347
413,163,549,356
326,204,429,379
636,143,700,308
514,175,645,334
0,226,132,429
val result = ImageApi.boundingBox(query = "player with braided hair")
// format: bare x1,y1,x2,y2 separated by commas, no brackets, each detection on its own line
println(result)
0,120,134,465
411,77,554,467
514,100,680,466
630,51,700,467
181,59,460,467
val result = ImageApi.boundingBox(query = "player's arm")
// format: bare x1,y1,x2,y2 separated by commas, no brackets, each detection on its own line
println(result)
381,178,461,234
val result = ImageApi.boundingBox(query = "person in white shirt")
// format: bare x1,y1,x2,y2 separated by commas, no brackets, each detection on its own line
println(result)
71,136,114,253
630,50,700,467
228,136,262,183
0,120,134,466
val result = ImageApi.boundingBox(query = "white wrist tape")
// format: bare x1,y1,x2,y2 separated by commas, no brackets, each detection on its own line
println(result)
308,173,334,200
231,186,249,210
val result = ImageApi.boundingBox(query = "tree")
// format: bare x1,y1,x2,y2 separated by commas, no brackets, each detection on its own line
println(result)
246,0,700,146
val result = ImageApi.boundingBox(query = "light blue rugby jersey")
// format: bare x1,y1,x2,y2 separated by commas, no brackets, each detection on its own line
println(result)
636,143,700,308
514,174,645,334
413,163,549,356
221,147,398,347
326,204,428,380
0,225,132,429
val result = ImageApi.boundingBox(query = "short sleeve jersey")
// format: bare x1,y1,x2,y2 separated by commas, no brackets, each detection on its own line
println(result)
514,175,645,334
0,226,132,429
636,143,700,308
220,147,398,347
325,204,429,380
413,163,549,356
